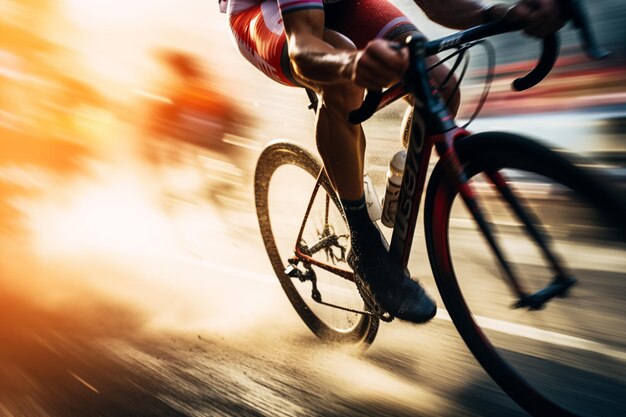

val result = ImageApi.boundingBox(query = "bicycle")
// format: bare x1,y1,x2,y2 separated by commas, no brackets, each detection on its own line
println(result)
254,1,626,416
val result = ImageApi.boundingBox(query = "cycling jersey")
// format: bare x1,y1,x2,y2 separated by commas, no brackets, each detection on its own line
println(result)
227,0,417,86
228,0,323,14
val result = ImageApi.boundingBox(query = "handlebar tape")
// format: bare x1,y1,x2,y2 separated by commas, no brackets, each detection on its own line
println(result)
512,33,559,91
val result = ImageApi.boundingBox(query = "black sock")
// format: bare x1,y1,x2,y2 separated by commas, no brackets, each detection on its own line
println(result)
341,195,384,258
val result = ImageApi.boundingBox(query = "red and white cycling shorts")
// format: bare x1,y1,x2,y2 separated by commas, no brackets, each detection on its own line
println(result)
228,0,418,86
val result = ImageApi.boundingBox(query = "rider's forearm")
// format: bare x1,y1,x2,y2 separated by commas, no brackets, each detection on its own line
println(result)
288,33,356,85
415,0,504,29
282,10,356,85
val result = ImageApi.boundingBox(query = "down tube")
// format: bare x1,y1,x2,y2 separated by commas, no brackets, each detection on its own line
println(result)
389,110,433,268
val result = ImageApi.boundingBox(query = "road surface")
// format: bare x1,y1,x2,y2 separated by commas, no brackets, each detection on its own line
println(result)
0,116,624,417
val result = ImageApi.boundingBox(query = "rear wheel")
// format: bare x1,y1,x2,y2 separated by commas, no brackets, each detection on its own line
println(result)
425,132,626,417
255,141,378,346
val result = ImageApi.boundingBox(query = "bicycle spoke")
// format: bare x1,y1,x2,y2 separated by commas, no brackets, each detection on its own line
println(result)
255,142,378,344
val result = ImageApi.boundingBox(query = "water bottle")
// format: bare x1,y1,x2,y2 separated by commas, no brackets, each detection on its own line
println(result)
381,150,406,228
363,172,382,221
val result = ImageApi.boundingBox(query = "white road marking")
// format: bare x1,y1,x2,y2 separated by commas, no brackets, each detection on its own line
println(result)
435,309,626,363
175,256,626,363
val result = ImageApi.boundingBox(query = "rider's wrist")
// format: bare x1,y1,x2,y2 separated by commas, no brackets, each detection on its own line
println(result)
339,52,358,82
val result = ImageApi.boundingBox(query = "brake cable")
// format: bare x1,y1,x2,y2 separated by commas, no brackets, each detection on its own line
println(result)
427,40,496,129
461,40,496,129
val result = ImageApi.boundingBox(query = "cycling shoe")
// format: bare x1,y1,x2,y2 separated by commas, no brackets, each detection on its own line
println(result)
348,250,437,324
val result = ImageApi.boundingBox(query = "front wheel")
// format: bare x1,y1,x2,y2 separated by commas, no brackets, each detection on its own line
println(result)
255,140,378,346
425,132,626,417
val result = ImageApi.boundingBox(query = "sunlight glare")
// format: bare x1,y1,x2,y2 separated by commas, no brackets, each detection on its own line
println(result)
26,174,178,259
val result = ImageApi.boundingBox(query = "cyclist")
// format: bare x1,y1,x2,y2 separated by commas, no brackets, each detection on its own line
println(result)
144,50,250,155
221,0,565,323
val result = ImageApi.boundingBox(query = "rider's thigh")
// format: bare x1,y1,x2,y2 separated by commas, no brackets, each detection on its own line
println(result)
325,0,415,49
228,1,299,86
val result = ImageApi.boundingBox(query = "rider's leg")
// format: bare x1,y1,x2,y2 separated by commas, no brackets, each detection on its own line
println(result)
290,29,437,324
300,31,388,261
313,32,365,201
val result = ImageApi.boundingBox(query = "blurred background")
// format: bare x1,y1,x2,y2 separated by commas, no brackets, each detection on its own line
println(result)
0,1,624,416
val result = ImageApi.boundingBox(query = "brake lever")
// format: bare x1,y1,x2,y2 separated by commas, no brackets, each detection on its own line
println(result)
512,0,609,91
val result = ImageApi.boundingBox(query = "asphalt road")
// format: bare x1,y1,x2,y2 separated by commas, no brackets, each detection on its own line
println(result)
0,113,625,417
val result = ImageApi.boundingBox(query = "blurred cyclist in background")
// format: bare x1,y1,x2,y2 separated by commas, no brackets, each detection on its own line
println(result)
142,50,254,170
138,49,257,211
